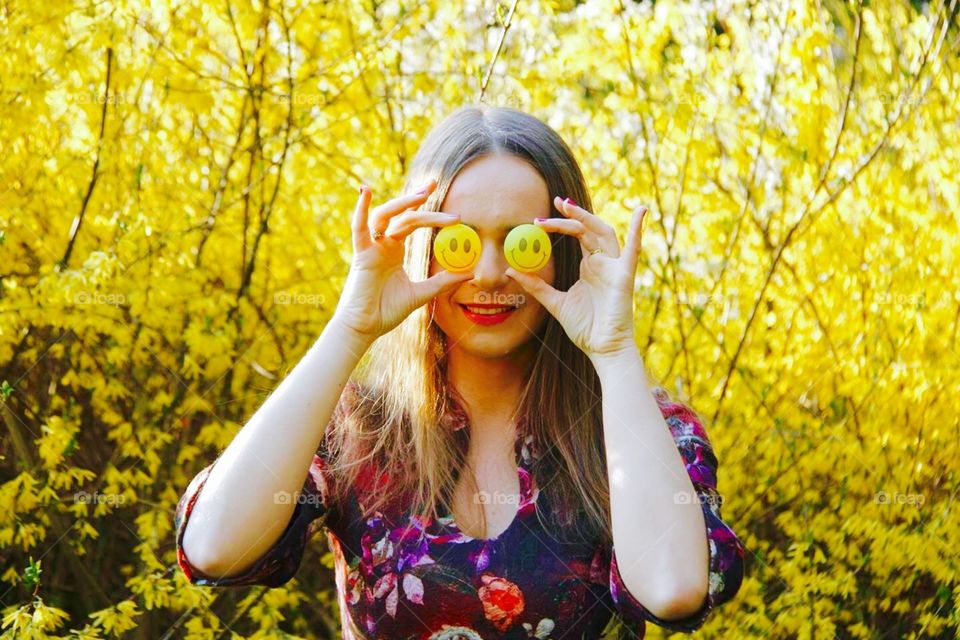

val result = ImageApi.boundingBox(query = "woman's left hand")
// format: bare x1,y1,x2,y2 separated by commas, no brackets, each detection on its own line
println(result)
506,196,649,362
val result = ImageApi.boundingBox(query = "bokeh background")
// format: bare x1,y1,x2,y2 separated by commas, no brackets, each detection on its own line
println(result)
1,0,958,637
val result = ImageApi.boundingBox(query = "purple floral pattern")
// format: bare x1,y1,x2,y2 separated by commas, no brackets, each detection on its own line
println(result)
175,383,745,638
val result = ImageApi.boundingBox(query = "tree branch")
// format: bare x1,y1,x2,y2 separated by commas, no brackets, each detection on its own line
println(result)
59,47,113,270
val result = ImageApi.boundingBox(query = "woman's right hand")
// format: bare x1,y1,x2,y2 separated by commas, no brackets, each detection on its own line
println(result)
332,178,473,341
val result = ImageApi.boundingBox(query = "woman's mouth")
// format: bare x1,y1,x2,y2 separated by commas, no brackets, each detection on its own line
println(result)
458,303,518,325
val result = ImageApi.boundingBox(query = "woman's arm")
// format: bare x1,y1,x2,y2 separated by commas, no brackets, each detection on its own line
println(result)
179,316,375,579
592,346,724,619
603,373,745,631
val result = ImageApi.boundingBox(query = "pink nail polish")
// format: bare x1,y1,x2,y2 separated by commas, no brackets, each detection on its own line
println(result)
535,217,547,222
564,197,578,207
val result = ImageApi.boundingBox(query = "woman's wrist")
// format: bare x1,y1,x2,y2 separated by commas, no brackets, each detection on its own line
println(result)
326,314,379,353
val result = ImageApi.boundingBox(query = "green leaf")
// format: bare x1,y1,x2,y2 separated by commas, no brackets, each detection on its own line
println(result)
23,557,42,588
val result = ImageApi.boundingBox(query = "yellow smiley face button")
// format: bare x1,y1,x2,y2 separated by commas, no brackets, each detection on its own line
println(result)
504,223,551,273
434,223,481,272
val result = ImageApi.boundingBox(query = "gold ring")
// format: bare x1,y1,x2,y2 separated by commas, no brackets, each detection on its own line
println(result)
371,229,385,241
590,247,604,255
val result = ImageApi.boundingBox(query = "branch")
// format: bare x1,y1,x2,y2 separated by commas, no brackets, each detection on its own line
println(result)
477,0,520,102
59,47,113,270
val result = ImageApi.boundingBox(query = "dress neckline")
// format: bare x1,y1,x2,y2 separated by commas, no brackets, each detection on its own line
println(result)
435,391,540,544
440,460,537,543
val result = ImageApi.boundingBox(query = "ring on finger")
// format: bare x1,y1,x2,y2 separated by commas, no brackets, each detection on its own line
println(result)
584,235,603,256
371,229,385,241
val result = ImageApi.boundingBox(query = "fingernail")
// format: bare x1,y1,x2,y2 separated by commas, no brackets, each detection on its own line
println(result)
534,217,547,222
359,185,366,194
564,197,578,206
415,179,435,194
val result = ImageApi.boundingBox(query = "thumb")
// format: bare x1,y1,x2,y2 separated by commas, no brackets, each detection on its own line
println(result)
411,270,473,307
505,267,561,316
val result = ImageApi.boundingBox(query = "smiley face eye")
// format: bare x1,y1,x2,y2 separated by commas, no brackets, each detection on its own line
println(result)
463,239,471,252
533,239,541,253
449,238,458,251
519,238,527,251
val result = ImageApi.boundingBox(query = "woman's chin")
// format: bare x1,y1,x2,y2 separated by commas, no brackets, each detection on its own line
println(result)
447,331,539,360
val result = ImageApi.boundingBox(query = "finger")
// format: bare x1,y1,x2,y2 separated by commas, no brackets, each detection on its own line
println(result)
352,185,373,251
534,217,588,237
505,267,563,317
623,205,649,276
553,196,616,239
385,211,461,241
535,217,599,259
369,178,437,236
410,270,474,307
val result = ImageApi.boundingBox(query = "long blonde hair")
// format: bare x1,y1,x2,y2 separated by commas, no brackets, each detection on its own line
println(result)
325,104,615,547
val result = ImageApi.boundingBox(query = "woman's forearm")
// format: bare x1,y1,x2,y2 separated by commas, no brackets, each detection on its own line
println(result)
592,347,710,619
180,315,375,578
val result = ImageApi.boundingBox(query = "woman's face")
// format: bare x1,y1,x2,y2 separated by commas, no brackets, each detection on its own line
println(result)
428,153,556,359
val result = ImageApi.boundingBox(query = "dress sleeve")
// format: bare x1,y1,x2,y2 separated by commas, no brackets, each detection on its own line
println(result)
608,386,745,632
174,381,358,588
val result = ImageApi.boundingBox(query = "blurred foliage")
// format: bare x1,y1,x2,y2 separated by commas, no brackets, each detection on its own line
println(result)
1,0,959,637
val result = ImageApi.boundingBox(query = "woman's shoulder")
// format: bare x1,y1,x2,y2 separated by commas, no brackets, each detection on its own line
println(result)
649,385,711,443
325,378,386,434
338,378,367,413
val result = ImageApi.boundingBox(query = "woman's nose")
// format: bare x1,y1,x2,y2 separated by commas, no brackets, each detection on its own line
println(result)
470,240,509,289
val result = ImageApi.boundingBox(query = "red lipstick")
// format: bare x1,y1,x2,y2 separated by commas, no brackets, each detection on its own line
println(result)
458,303,518,326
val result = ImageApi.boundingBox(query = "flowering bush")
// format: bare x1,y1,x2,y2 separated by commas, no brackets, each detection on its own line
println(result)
1,0,958,638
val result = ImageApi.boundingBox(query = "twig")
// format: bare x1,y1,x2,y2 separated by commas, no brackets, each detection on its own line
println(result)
59,47,113,270
477,0,520,102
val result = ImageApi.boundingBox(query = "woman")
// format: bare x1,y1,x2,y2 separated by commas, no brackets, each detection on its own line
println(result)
175,104,745,639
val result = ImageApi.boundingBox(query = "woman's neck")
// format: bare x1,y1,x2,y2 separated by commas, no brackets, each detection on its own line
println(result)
446,345,533,443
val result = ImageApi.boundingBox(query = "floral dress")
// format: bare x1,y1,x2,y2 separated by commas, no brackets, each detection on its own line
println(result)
174,383,745,639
